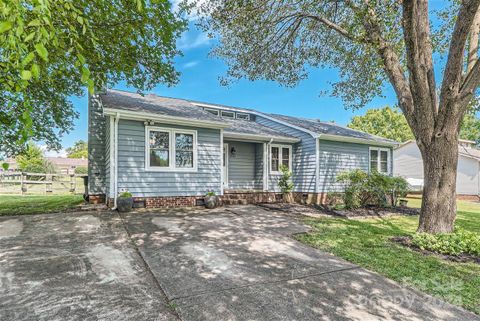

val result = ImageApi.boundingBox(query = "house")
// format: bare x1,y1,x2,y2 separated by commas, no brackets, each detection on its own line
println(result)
394,140,480,199
88,89,396,207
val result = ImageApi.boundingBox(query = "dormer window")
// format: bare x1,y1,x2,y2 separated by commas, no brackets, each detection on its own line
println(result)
204,108,219,116
221,111,235,119
236,113,250,120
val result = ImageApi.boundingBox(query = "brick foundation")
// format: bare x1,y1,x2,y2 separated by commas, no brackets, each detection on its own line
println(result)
457,194,480,202
88,194,106,204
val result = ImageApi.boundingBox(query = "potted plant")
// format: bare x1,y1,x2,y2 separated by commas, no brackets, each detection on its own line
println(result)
278,165,294,203
117,191,133,212
204,190,219,209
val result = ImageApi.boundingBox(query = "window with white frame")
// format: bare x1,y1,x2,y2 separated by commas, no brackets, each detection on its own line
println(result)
270,145,292,173
204,108,219,116
369,147,390,174
146,126,197,171
221,110,235,119
236,112,250,120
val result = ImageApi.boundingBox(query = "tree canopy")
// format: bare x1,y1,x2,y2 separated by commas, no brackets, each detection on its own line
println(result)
196,0,480,233
66,140,88,159
1,0,186,156
16,142,55,173
348,107,480,144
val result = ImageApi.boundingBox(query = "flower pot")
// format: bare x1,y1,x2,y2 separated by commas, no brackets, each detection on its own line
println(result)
117,197,133,212
204,195,218,209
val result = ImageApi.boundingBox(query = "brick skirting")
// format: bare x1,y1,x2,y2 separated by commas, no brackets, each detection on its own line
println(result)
457,194,480,202
88,194,106,204
94,192,334,209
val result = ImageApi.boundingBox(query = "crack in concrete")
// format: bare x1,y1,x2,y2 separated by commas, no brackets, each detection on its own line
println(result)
117,212,183,321
169,266,361,301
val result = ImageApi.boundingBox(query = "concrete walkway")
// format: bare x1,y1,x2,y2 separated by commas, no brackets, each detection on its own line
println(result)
0,205,478,321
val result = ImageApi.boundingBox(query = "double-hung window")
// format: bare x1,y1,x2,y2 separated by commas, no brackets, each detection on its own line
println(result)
369,147,390,174
146,126,197,171
270,144,292,173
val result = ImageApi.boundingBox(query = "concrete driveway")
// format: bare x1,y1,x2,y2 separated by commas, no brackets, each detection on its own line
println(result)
0,205,478,321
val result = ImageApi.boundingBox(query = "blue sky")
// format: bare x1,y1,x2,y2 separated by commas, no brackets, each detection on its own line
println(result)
59,3,450,154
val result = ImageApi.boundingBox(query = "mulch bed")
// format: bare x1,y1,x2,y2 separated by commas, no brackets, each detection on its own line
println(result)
329,206,419,218
391,236,480,264
259,202,419,219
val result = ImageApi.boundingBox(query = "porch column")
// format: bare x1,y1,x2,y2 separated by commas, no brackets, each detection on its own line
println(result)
263,142,268,191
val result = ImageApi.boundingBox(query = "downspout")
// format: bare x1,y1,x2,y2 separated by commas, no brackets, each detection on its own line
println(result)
315,137,320,194
113,113,120,209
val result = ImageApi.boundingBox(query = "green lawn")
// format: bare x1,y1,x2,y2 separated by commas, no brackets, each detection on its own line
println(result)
296,198,480,314
0,195,85,216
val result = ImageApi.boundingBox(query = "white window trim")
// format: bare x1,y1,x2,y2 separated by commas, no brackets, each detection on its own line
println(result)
270,144,292,174
369,147,390,174
204,108,219,116
145,126,198,172
221,110,235,118
236,112,250,120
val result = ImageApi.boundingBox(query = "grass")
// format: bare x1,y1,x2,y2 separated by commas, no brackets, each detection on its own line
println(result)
0,194,85,216
296,197,480,314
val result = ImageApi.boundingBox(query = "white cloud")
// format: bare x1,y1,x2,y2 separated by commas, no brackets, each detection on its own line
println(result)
177,31,211,50
171,0,210,21
183,61,199,68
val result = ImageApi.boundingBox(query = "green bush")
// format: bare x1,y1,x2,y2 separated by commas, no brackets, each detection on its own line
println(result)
336,169,409,209
118,191,133,198
74,166,88,175
278,164,294,193
412,229,480,256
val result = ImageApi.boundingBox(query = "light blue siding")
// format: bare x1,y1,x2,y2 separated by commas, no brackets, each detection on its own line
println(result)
318,140,393,192
88,95,106,195
255,116,317,192
225,141,263,189
254,143,264,189
116,119,221,197
105,117,110,197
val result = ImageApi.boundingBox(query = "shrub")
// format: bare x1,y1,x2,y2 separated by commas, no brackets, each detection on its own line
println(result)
278,164,294,194
74,166,88,175
205,190,216,196
336,169,409,209
412,229,480,256
119,191,133,198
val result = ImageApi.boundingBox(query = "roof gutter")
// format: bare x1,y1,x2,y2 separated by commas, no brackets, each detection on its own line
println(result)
103,107,230,129
318,134,398,147
223,132,300,143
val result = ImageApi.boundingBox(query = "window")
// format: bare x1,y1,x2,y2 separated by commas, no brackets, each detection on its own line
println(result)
236,113,250,120
204,108,219,116
221,110,235,119
270,145,292,173
146,126,197,171
369,147,390,174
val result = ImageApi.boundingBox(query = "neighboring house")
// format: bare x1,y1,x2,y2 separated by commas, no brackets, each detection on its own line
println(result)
394,140,480,197
4,157,87,175
88,89,396,207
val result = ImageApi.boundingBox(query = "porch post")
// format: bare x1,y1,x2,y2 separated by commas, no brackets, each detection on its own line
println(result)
263,142,268,191
220,129,224,195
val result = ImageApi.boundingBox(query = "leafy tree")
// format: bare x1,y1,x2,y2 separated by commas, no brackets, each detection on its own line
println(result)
1,0,186,156
278,165,294,193
16,143,56,173
74,166,88,175
66,140,88,159
460,113,480,145
348,107,480,145
348,106,414,143
197,0,480,233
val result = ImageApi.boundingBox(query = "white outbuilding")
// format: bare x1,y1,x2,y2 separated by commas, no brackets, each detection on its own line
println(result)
393,139,480,197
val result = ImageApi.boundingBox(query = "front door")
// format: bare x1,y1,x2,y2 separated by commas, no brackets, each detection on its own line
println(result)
223,143,228,187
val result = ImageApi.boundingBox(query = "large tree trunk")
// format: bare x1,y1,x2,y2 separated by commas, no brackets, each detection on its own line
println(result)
417,137,459,233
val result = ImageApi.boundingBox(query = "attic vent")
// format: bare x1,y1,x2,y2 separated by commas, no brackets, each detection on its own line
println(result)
236,113,250,120
221,111,235,119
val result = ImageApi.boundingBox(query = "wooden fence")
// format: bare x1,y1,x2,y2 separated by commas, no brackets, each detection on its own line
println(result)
0,172,87,195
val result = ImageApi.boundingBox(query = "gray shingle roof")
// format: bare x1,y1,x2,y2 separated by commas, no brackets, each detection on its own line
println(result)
100,89,396,145
222,118,297,140
267,113,397,145
99,90,221,122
